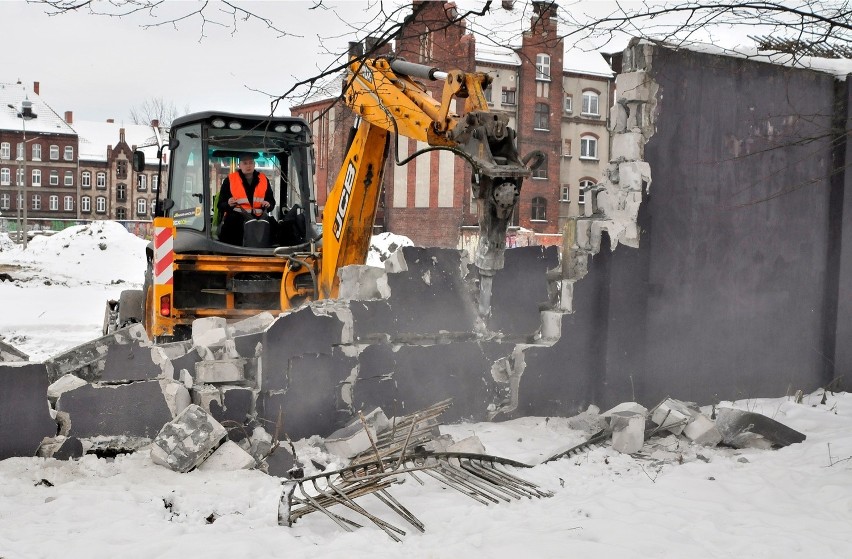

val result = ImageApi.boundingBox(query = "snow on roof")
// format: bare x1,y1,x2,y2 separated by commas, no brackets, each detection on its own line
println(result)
564,48,614,78
475,43,521,66
0,82,75,136
73,120,163,162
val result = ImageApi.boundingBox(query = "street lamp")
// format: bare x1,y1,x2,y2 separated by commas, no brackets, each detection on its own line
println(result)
8,99,35,249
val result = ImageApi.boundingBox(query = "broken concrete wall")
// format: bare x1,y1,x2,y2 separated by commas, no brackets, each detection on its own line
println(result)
0,362,57,459
831,77,852,387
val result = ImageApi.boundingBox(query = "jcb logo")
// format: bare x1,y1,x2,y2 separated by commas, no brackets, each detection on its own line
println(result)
333,162,356,240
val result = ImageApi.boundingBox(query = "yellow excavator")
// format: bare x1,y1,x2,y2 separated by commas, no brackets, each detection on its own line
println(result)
108,45,540,342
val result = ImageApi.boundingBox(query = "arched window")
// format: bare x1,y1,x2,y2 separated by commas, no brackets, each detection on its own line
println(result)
96,196,107,213
116,183,127,201
534,103,550,130
531,196,547,221
582,90,600,116
50,145,59,160
81,171,91,188
535,53,550,81
137,198,147,215
579,179,597,205
81,196,92,212
116,207,127,220
580,134,598,159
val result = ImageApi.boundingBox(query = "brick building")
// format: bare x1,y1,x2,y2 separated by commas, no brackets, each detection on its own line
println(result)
291,1,612,249
0,80,166,232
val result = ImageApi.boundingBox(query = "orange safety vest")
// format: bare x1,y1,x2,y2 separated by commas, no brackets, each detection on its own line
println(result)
227,172,269,216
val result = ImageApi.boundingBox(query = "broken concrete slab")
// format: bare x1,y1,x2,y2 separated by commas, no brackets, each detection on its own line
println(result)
448,435,487,455
101,341,163,383
209,386,255,442
682,413,722,446
715,407,806,449
56,379,175,439
44,323,149,383
37,436,84,460
0,336,29,362
170,346,203,381
338,264,390,301
197,440,256,472
610,411,646,454
228,312,276,338
47,373,87,402
191,317,228,348
650,398,694,435
195,358,245,384
489,246,560,338
603,402,648,418
264,445,296,478
324,409,388,460
0,362,58,460
150,404,228,473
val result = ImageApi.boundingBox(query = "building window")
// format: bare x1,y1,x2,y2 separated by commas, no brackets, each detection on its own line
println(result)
563,139,572,157
81,196,91,213
64,195,74,211
151,175,159,192
484,84,492,104
117,160,127,180
32,169,41,186
582,91,600,116
81,171,91,188
501,87,516,105
64,171,73,186
32,144,42,161
564,94,573,113
16,169,23,186
50,170,59,185
531,196,547,221
17,143,24,160
32,195,41,210
117,183,126,201
137,197,147,215
535,53,550,81
532,153,548,179
96,172,106,188
64,146,74,161
0,194,9,210
0,143,9,159
560,185,570,202
50,145,59,160
49,195,59,211
0,168,9,185
96,196,106,213
137,174,147,191
579,179,597,205
533,103,549,130
116,207,127,220
580,135,598,159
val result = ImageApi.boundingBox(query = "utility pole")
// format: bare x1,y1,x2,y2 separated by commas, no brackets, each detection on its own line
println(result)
8,99,35,248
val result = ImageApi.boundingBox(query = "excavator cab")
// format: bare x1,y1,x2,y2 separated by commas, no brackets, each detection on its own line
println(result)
162,111,318,254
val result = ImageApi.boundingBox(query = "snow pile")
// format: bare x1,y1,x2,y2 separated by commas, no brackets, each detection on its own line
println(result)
0,391,850,557
7,221,148,285
0,232,16,253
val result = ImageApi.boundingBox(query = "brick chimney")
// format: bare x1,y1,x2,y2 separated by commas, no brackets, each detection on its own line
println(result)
64,111,73,124
33,81,40,95
107,118,114,123
151,119,160,128
120,128,126,143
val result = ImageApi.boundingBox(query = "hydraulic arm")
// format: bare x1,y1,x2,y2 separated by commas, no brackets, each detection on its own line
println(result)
322,49,541,313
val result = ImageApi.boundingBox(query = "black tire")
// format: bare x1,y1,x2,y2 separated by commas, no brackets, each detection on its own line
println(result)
117,289,145,327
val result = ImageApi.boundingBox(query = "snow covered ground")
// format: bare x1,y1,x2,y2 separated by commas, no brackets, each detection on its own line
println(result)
1,223,851,558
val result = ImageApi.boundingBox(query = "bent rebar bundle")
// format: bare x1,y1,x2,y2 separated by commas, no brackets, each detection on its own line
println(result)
278,400,553,540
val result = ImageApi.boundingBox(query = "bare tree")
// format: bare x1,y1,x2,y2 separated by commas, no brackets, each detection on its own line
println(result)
128,97,187,127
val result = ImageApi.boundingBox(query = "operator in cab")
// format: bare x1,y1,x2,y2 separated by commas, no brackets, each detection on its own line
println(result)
217,152,276,246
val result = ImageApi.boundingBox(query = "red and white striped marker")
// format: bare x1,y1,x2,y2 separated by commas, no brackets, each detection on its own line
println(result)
153,220,174,286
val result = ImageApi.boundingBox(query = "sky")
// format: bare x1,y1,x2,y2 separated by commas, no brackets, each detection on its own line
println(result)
1,222,852,556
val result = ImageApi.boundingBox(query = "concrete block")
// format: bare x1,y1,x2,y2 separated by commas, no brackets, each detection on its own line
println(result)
56,379,172,439
0,337,29,362
192,317,228,347
618,161,651,193
650,398,693,435
170,346,203,381
197,440,256,471
682,413,722,446
616,70,652,102
37,436,84,460
150,404,228,473
248,426,273,464
1,362,60,459
47,373,87,401
715,407,806,449
228,312,276,338
324,409,388,459
539,310,563,342
160,380,191,418
610,131,644,163
191,384,221,413
610,411,645,454
44,323,149,383
209,386,255,441
194,358,245,384
603,402,648,418
338,265,389,301
101,341,161,383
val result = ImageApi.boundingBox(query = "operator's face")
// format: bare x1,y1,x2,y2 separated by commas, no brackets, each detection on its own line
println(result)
239,158,255,173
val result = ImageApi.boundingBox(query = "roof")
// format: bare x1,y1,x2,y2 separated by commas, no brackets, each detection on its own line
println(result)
0,82,76,136
72,120,163,162
476,43,522,66
474,43,613,78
